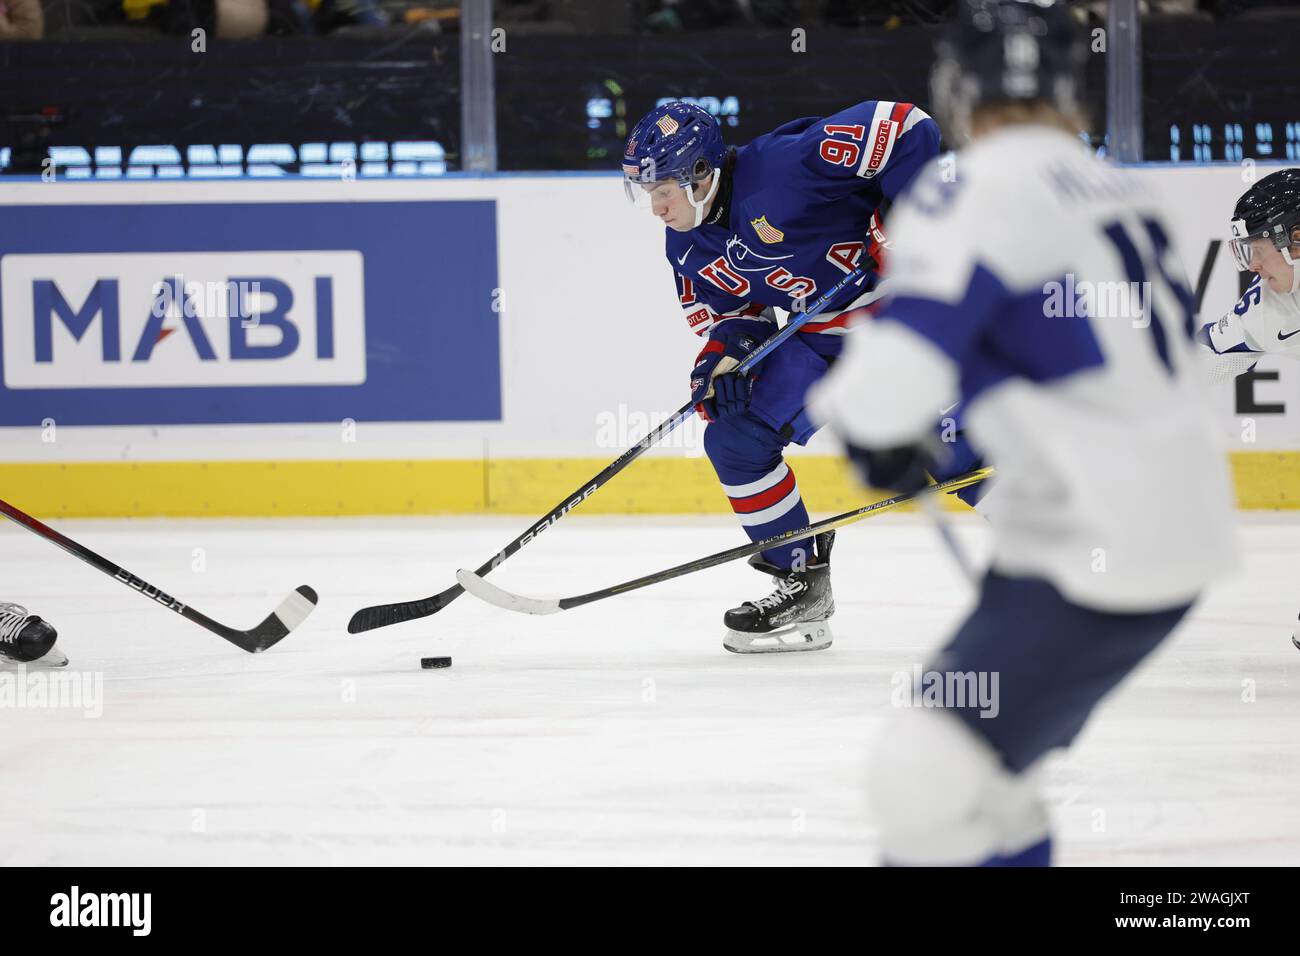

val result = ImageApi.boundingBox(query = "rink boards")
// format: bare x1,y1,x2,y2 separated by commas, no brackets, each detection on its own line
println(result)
0,167,1297,516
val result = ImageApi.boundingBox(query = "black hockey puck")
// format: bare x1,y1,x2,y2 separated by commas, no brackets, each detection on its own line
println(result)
421,656,452,669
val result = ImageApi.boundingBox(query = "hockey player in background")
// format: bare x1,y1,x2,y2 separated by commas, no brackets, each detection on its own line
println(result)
0,602,65,667
1198,168,1300,382
622,96,982,653
808,0,1237,865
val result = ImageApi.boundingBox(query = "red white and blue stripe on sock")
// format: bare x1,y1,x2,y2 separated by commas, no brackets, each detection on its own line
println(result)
720,461,813,569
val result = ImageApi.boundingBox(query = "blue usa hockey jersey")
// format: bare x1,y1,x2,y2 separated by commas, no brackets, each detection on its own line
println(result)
668,99,940,344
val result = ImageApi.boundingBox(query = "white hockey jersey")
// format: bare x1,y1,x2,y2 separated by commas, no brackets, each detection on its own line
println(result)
1200,273,1300,383
809,124,1238,613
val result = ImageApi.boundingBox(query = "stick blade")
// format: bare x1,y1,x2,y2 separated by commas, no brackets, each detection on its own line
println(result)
237,585,319,653
347,596,441,634
455,570,561,616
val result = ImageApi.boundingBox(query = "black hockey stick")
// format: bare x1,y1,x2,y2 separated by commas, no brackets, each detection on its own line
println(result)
0,497,318,653
454,468,993,616
347,266,871,634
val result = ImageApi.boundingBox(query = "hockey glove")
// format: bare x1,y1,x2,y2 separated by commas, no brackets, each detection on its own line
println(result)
864,208,890,275
843,439,938,495
1193,322,1215,351
690,318,772,421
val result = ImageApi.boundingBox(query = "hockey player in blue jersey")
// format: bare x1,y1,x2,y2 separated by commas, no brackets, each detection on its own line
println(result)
809,0,1237,865
622,96,944,653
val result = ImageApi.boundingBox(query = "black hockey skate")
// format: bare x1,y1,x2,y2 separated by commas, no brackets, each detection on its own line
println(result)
723,531,835,654
0,602,67,668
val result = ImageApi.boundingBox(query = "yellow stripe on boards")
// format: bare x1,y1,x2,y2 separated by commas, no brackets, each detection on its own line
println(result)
0,460,484,519
0,452,1294,518
1229,451,1300,510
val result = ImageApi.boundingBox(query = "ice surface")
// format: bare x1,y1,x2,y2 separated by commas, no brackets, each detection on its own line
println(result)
1,513,1297,865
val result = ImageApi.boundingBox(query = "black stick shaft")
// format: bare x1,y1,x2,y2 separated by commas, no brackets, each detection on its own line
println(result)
0,497,305,650
0,497,221,625
348,266,870,634
557,468,994,610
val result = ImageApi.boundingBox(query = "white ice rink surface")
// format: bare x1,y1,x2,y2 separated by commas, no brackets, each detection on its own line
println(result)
2,512,1298,867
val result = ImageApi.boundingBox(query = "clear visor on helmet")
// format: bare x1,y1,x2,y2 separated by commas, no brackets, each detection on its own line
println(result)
622,158,713,209
623,176,692,211
1229,218,1297,271
1229,234,1273,272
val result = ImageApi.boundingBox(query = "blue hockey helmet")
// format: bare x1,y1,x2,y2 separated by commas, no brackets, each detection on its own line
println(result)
623,101,727,228
931,0,1085,141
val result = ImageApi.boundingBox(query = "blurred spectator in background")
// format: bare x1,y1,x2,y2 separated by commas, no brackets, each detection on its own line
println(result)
24,0,1300,42
127,0,387,36
1212,0,1300,16
644,0,798,31
1076,0,1300,17
117,0,266,37
37,0,390,37
0,0,44,37
823,0,955,27
496,0,548,22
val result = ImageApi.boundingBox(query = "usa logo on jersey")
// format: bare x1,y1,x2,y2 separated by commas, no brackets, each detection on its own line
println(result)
751,216,785,244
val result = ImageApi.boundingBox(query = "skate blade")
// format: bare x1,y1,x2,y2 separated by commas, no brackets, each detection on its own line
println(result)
0,648,69,669
24,646,70,669
41,647,70,668
724,621,832,655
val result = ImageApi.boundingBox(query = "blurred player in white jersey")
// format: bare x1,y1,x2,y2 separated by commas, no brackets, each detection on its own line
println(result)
1198,168,1300,382
809,0,1238,865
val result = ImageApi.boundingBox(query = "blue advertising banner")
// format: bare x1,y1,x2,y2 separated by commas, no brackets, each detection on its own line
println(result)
0,201,500,425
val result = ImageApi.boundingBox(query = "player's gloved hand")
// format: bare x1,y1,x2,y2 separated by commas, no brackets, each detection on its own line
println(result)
865,209,890,274
842,439,937,495
1193,322,1215,351
690,318,772,421
709,370,756,419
